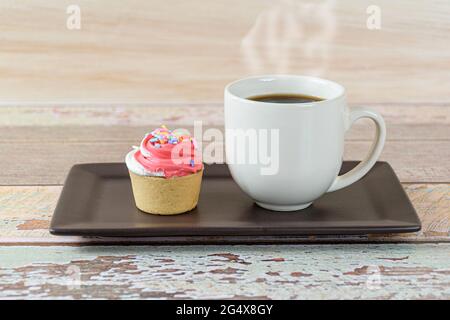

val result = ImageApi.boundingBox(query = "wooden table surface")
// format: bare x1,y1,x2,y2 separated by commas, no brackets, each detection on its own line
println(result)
0,0,450,299
0,104,449,299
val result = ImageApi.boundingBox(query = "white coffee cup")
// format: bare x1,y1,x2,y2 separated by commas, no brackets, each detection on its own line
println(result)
224,75,386,211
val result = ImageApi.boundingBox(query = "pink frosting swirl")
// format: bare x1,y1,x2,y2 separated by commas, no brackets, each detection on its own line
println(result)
133,127,203,178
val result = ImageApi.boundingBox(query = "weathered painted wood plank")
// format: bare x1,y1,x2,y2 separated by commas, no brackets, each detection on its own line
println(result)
0,104,225,127
1,140,448,185
1,105,448,184
0,184,448,243
0,105,448,128
1,123,449,143
0,244,449,299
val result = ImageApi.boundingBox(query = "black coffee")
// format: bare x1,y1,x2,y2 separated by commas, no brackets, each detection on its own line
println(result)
247,93,323,104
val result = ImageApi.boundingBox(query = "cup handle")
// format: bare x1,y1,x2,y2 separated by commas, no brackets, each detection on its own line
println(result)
327,107,386,192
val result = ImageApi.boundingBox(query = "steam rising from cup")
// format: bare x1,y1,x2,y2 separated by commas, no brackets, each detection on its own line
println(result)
241,0,336,76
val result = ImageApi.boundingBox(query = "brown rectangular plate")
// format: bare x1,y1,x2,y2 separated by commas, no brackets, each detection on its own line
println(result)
50,162,421,238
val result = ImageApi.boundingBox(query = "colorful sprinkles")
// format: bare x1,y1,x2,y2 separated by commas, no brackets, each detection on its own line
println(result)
147,126,195,146
146,126,198,167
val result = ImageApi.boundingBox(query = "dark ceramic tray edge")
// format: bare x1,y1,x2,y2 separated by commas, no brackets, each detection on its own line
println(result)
49,224,421,237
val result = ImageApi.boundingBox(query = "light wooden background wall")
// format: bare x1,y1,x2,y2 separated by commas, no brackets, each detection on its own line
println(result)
1,0,450,104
